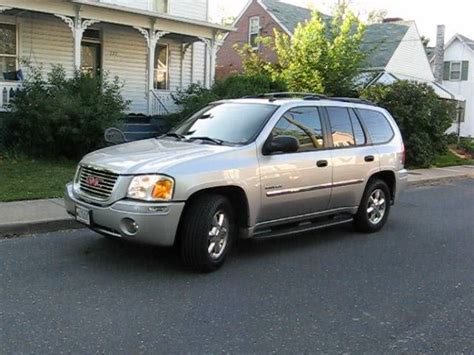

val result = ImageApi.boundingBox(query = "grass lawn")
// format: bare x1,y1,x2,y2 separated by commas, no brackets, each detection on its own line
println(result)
432,150,474,168
0,159,77,202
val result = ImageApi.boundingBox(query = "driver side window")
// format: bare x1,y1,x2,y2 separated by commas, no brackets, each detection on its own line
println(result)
272,107,325,152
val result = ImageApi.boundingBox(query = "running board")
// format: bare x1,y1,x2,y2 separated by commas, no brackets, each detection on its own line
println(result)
252,215,354,240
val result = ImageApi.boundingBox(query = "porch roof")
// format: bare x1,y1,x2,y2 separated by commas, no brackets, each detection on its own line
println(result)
1,0,235,38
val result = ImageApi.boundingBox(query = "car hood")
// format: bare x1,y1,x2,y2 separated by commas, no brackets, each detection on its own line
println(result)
80,139,232,175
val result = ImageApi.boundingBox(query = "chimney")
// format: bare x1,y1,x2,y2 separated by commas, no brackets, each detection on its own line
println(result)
434,25,446,83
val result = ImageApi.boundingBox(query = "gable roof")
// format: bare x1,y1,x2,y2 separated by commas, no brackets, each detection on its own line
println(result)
361,22,411,68
456,34,474,50
259,0,331,34
260,0,410,68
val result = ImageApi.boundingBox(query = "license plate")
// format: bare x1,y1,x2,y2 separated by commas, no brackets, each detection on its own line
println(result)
76,206,91,226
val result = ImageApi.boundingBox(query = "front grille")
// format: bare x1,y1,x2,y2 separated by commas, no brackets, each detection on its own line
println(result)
78,165,119,200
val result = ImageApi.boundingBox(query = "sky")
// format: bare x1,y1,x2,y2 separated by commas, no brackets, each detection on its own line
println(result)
209,0,474,44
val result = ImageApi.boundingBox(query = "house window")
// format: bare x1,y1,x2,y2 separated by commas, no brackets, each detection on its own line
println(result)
444,61,469,81
450,61,462,81
152,0,168,13
248,16,260,49
154,44,169,90
0,23,17,76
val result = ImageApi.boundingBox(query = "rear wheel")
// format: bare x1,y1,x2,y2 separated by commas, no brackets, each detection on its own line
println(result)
179,194,235,272
354,179,391,233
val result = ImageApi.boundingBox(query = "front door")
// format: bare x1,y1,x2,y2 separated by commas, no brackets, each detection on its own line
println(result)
257,107,333,223
81,42,101,77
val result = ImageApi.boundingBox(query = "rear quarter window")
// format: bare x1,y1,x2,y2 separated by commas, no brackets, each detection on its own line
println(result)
358,109,394,144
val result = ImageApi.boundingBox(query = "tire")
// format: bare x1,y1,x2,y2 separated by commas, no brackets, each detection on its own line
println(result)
354,179,391,233
179,194,235,272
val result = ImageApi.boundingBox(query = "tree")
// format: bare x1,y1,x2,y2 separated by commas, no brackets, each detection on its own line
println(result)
233,36,276,78
362,81,456,168
273,4,366,97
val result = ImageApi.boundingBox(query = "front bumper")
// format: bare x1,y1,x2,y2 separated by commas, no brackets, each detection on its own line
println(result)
64,183,184,246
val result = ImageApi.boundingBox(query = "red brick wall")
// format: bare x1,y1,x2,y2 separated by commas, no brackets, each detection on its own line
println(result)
216,0,282,80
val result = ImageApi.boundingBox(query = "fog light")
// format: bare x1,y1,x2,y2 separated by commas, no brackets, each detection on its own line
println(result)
121,218,138,236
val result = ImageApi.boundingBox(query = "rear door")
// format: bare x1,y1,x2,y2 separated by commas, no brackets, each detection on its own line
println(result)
257,106,332,222
325,106,380,209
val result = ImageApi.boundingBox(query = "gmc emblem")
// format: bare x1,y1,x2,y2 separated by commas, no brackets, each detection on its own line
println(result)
85,175,101,187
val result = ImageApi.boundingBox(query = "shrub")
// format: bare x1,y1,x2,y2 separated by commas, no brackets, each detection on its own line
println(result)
459,137,474,155
362,81,456,168
172,74,287,120
5,65,129,159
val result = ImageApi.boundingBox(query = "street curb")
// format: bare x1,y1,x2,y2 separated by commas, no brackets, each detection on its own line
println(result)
0,218,83,239
408,174,474,187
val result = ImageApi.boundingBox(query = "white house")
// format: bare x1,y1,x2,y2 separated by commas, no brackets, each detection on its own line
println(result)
0,0,232,115
430,34,473,137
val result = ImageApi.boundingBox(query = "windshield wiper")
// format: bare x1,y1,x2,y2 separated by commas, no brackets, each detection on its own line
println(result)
187,136,224,145
159,132,187,140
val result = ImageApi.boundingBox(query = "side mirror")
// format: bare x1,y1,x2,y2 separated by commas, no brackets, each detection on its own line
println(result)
263,135,299,155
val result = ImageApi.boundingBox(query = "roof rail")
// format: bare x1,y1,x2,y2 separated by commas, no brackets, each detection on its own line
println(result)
240,93,377,106
241,92,328,101
329,97,378,106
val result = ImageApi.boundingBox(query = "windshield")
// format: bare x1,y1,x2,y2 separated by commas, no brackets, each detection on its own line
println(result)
171,103,278,144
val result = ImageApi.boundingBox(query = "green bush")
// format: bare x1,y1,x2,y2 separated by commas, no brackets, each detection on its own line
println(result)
172,74,287,120
362,81,456,168
5,65,129,159
459,137,474,155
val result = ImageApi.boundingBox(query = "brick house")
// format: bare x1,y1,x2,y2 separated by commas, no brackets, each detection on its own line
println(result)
216,0,459,102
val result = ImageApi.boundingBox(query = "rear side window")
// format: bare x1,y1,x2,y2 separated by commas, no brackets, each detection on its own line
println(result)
349,109,366,146
358,109,394,144
326,107,355,147
272,107,325,152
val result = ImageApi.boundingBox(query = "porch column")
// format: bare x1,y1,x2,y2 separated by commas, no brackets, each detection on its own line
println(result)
134,26,169,115
180,43,193,88
199,36,217,88
55,14,99,70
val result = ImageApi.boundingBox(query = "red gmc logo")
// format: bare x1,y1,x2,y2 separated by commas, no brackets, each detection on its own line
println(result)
85,175,101,187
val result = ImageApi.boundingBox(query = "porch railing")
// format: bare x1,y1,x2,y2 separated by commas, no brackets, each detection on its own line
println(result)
1,81,20,111
150,90,180,116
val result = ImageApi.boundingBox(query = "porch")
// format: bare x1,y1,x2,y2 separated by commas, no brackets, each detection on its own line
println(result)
0,1,232,115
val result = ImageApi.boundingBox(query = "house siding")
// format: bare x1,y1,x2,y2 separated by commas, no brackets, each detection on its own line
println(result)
385,23,435,81
216,0,283,79
442,39,474,137
102,24,148,114
99,0,208,20
17,13,74,78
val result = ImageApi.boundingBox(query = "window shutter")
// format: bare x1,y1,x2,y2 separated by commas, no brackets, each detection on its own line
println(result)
443,62,450,80
461,61,469,81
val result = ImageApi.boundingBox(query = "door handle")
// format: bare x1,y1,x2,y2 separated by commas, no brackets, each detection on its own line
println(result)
316,160,328,168
364,155,375,162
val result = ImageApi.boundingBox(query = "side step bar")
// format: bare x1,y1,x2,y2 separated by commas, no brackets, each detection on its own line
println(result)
253,215,354,240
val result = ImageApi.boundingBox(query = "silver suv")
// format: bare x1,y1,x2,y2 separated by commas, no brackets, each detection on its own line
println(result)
65,93,408,272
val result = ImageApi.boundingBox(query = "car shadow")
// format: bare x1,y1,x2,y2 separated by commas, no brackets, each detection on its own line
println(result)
78,222,364,274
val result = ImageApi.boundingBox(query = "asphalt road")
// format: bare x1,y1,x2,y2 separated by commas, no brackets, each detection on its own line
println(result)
1,179,473,354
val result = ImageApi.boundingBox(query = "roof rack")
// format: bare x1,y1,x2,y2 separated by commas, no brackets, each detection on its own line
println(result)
242,92,328,101
240,93,377,106
327,97,378,106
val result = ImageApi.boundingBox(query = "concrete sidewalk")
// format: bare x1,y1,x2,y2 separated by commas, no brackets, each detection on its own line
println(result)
1,165,473,237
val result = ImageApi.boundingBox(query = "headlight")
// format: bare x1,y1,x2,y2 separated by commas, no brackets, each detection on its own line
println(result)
127,175,174,201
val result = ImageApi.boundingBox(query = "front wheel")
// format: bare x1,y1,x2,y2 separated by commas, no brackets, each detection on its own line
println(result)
354,179,391,233
179,194,235,272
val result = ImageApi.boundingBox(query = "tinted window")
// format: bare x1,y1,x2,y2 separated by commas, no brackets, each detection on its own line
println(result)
349,109,366,146
327,107,355,147
173,103,277,144
272,107,324,152
358,109,394,144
